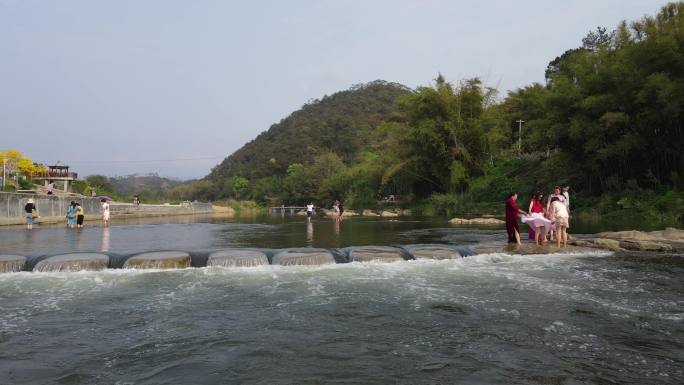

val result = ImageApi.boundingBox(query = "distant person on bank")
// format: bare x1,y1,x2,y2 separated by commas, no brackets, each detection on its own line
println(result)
75,203,85,228
306,202,314,218
66,201,77,228
24,198,38,230
47,183,54,195
101,198,110,227
505,192,528,244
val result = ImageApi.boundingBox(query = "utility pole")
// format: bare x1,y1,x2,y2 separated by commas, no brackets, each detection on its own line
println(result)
516,119,525,157
2,154,5,191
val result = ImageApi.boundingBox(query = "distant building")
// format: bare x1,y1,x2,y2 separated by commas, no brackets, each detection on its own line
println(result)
34,162,78,192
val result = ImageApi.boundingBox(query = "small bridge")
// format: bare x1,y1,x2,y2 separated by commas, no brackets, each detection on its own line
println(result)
270,206,307,214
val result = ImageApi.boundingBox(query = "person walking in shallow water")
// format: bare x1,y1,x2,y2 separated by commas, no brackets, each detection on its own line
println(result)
75,203,85,228
24,198,38,230
66,201,77,228
101,198,110,227
505,192,527,244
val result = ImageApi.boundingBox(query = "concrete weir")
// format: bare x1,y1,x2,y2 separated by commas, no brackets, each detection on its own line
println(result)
0,254,27,273
348,246,406,263
207,249,269,267
124,251,191,269
407,245,462,260
272,248,335,266
34,253,109,272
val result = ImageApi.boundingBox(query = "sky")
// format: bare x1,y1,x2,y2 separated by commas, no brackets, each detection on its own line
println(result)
0,0,671,180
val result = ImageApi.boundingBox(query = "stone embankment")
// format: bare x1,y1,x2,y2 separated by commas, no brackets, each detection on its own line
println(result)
569,228,684,253
0,192,216,226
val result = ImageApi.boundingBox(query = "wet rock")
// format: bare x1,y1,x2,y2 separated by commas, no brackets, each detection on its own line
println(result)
0,254,27,273
662,227,684,240
408,246,461,260
596,230,659,241
342,210,359,217
124,251,191,269
349,246,405,262
449,217,505,225
401,209,413,216
272,249,335,266
207,249,269,267
618,240,673,252
34,253,109,272
591,238,622,251
362,209,380,217
589,228,683,252
381,211,399,217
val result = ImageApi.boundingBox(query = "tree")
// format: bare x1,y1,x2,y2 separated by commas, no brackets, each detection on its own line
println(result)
86,175,114,193
232,176,249,200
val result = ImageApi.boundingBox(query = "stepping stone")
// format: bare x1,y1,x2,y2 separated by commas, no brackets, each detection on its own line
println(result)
272,249,335,266
408,246,462,260
0,254,27,273
348,246,405,263
124,251,191,269
207,249,269,267
34,253,109,272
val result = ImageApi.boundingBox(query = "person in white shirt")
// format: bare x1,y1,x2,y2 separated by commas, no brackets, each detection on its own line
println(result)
101,198,110,227
549,197,569,248
306,202,314,218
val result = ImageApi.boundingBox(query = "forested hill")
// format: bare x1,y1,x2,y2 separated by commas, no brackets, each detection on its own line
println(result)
207,80,411,181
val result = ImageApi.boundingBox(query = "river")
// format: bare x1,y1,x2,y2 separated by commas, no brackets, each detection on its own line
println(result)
0,216,682,384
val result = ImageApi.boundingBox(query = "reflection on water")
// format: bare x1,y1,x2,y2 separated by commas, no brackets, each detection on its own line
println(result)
306,218,313,245
100,227,110,252
1,216,486,255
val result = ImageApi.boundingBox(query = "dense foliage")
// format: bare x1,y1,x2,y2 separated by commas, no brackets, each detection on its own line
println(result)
179,3,683,221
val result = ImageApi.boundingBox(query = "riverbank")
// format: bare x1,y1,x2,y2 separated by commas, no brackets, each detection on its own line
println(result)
0,192,218,226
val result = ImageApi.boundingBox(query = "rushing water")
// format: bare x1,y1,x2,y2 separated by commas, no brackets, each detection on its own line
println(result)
0,216,682,384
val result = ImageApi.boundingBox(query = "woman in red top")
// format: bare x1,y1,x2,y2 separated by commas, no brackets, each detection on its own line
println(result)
505,192,527,244
522,191,552,245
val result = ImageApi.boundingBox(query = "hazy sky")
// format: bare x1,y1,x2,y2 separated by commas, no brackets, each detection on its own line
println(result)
0,0,670,179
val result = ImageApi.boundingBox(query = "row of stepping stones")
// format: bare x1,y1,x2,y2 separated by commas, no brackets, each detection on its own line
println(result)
0,245,464,273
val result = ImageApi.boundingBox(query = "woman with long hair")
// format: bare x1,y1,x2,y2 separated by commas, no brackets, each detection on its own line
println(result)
522,191,552,245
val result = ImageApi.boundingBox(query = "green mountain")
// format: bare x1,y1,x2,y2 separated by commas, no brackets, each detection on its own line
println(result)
110,173,182,196
207,80,411,181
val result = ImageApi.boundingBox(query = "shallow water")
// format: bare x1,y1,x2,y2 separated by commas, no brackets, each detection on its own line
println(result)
1,216,683,384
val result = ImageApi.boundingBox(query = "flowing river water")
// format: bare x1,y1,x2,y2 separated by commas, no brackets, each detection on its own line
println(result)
0,216,682,384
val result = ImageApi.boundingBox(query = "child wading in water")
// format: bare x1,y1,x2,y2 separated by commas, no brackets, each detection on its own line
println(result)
75,203,85,228
549,197,569,247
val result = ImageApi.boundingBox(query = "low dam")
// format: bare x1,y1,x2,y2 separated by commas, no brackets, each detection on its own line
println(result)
0,244,470,272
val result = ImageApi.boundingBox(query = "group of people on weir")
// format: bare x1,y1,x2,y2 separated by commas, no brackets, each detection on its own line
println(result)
505,185,571,247
23,198,110,230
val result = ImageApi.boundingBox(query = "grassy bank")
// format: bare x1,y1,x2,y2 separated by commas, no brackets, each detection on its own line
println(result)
212,199,268,216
